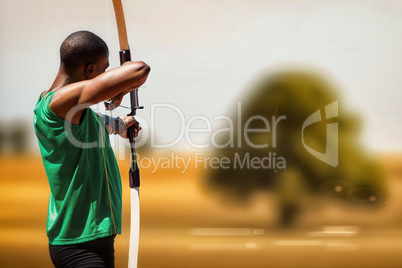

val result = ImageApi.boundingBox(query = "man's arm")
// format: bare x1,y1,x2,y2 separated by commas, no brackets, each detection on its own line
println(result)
50,61,150,124
97,113,141,138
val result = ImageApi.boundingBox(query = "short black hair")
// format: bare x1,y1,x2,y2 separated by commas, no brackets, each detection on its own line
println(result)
60,31,108,73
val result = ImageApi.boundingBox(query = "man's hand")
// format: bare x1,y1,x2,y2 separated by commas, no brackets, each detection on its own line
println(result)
105,92,124,111
119,115,141,139
105,86,138,111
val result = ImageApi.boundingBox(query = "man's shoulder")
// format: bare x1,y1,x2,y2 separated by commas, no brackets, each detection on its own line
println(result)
39,90,55,103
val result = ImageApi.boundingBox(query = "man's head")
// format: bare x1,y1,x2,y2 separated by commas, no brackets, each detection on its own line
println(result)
60,31,109,79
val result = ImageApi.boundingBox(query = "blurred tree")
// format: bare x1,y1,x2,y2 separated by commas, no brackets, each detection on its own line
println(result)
206,69,387,227
10,120,30,154
0,120,30,154
0,121,6,153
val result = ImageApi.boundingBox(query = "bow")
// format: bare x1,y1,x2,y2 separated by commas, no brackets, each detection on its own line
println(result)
111,1,142,267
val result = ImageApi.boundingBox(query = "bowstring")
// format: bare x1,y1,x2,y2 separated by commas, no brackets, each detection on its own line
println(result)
99,119,117,235
107,101,131,257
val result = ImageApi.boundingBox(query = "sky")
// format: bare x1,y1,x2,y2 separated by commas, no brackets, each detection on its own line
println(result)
1,0,401,152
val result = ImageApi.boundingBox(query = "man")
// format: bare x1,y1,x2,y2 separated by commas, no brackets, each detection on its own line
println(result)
33,31,150,267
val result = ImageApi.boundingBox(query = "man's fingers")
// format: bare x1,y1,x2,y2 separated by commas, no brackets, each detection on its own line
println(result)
123,116,141,131
104,101,112,110
104,100,117,111
125,116,137,127
125,119,135,128
113,97,122,108
105,93,125,111
116,115,142,139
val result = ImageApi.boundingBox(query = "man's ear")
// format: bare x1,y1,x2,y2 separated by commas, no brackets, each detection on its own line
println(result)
85,64,95,79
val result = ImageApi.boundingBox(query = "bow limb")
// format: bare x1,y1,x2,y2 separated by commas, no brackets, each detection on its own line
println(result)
111,0,141,267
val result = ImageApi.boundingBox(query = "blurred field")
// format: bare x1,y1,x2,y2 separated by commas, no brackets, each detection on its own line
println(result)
1,152,402,268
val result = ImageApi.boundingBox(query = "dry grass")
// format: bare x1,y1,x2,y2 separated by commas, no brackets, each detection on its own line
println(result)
1,152,402,268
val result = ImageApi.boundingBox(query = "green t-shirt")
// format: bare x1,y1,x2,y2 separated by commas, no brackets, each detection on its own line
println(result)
33,91,122,245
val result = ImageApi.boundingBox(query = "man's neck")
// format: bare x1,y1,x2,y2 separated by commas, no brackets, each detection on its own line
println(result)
42,66,82,98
